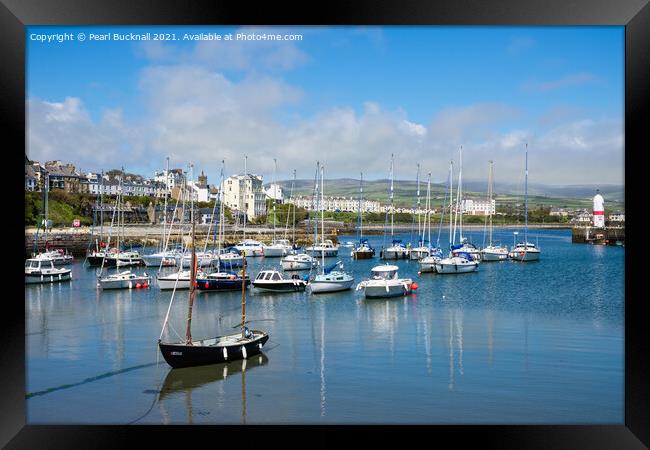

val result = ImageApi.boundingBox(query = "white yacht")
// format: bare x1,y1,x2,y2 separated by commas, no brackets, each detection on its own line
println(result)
508,242,541,262
142,250,180,267
355,265,414,298
418,247,444,273
482,245,509,261
235,239,265,257
25,258,72,284
33,249,74,265
97,271,151,290
281,252,318,271
309,261,354,294
434,254,479,274
157,269,207,290
262,239,293,257
381,239,409,259
305,239,339,257
180,251,217,268
451,240,482,261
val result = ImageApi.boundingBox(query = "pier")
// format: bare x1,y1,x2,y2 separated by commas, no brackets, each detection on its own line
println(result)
571,225,625,246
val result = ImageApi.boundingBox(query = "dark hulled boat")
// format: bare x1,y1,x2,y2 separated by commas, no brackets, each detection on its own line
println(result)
196,271,251,291
158,217,269,369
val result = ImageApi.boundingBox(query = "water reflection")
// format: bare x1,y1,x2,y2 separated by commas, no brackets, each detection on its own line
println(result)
446,307,464,390
158,354,269,423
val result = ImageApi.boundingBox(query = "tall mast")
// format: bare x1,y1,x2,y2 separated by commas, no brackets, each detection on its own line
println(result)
243,155,247,241
320,164,325,273
185,215,197,345
313,161,320,247
426,172,432,247
524,143,528,245
272,158,277,242
284,169,296,241
100,170,104,242
390,154,394,237
162,157,169,252
449,161,454,247
458,146,463,242
44,173,49,246
357,172,363,242
416,164,421,245
241,254,247,338
488,161,494,246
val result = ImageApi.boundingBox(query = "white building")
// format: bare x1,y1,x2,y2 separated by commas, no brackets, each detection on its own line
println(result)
461,199,496,216
187,180,210,203
609,211,625,222
265,184,284,203
288,196,382,213
223,174,267,220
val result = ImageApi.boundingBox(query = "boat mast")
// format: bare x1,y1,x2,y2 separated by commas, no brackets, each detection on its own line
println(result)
320,164,325,274
243,155,247,241
416,164,421,246
44,173,49,248
390,154,394,238
185,214,197,345
426,172,432,248
100,170,104,243
241,254,247,338
458,146,463,243
162,157,169,252
284,169,296,243
272,158,277,243
357,172,363,242
215,160,225,255
524,143,528,245
313,161,320,247
488,160,494,247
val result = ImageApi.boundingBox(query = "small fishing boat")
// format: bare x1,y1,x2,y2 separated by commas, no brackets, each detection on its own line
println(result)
235,239,265,257
281,252,318,271
434,253,479,274
310,261,354,294
355,264,416,298
158,234,269,369
252,268,307,292
25,258,72,284
97,270,151,289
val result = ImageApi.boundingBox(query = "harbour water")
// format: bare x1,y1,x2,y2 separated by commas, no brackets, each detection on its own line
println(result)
25,228,624,424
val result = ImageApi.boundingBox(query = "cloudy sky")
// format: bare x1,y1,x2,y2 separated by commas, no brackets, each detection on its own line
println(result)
26,26,624,187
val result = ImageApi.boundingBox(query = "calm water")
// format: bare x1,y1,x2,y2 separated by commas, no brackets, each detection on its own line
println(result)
26,228,624,424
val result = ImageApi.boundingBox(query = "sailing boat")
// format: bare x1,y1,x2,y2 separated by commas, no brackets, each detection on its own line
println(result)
449,146,482,261
435,148,479,274
309,164,354,294
381,154,409,259
410,166,433,260
281,169,317,270
481,161,509,261
509,144,541,262
305,161,339,257
263,159,293,257
158,218,269,369
418,170,445,273
351,172,375,259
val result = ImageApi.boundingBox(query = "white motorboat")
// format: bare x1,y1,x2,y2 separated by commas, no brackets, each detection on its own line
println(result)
262,239,293,257
310,261,355,294
25,258,72,284
305,239,339,257
252,269,307,292
97,271,151,290
33,249,74,265
434,254,479,274
355,264,415,298
157,269,207,290
418,247,444,273
235,239,265,257
508,242,541,261
142,250,180,267
482,245,509,261
381,239,409,259
281,252,318,271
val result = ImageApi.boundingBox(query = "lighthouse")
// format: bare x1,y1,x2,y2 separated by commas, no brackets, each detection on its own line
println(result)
593,190,605,228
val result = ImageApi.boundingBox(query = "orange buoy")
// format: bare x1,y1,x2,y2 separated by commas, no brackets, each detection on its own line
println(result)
411,282,418,290
135,283,142,289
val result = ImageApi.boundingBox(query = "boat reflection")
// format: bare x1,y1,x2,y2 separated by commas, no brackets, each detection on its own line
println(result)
158,353,269,402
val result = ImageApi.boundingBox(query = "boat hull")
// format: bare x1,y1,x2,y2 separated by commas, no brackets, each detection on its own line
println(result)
509,250,540,262
352,250,374,259
409,249,430,260
25,271,72,284
363,282,411,298
98,276,150,289
261,247,289,257
157,277,191,290
159,332,269,369
309,278,354,294
434,262,478,274
305,249,338,257
281,259,315,271
418,258,439,273
253,281,307,292
380,249,409,259
196,278,251,291
481,251,509,261
142,254,178,267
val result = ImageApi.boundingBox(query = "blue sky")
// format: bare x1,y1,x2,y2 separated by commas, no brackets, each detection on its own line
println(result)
26,25,624,186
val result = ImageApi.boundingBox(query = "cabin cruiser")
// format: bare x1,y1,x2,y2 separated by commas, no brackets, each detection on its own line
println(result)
305,239,339,257
97,271,151,290
281,252,318,271
25,258,72,284
380,239,409,259
418,247,444,273
508,242,541,262
262,239,293,257
481,244,509,261
355,264,415,298
309,261,354,294
434,252,479,274
252,269,307,292
235,239,265,257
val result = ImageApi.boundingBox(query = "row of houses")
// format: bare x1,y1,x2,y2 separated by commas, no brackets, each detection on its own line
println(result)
550,207,625,223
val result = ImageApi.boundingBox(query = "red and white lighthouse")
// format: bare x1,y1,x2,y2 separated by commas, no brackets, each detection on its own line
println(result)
593,190,605,228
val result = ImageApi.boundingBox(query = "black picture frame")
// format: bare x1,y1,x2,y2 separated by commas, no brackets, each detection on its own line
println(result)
4,0,647,448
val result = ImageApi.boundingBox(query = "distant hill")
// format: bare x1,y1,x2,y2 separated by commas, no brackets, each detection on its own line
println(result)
269,178,625,205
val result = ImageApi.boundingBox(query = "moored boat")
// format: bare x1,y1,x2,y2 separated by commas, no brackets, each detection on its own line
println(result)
252,268,307,292
355,264,415,298
25,258,72,284
98,270,151,289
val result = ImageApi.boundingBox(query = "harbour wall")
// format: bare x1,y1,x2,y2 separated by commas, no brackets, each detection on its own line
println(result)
571,226,625,246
